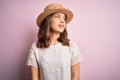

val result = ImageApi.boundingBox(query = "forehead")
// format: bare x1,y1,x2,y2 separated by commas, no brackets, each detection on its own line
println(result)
52,12,66,17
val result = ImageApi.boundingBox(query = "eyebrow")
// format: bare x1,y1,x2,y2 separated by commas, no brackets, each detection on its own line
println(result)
54,13,66,18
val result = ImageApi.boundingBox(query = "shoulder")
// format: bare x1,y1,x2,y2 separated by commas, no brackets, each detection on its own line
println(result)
30,41,37,50
69,40,78,48
69,40,80,53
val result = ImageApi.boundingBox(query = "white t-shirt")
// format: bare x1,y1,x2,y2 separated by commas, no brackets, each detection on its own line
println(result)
26,41,83,80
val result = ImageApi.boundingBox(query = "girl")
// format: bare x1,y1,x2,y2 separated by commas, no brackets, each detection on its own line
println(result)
26,3,83,80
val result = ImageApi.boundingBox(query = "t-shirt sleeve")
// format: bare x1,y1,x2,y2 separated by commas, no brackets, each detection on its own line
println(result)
70,41,84,65
26,43,38,68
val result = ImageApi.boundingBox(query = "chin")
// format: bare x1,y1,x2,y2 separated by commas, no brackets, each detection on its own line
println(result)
52,29,64,34
59,30,64,33
54,29,64,33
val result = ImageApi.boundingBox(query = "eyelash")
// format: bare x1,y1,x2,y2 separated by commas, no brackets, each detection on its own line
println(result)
55,16,66,20
55,16,60,18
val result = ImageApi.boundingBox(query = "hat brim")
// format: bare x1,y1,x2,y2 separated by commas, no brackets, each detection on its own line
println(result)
36,9,73,27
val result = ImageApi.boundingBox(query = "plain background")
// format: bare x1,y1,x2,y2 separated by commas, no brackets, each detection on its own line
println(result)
0,0,120,80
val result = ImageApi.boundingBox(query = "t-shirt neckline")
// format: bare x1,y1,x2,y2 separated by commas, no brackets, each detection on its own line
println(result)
49,42,61,47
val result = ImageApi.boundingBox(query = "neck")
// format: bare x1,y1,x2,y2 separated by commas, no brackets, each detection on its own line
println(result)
50,33,60,45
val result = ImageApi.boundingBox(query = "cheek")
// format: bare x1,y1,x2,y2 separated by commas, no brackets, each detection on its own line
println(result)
50,22,55,28
50,24,57,30
49,20,58,28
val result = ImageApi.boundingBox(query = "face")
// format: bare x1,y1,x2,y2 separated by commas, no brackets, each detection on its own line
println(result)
49,13,66,34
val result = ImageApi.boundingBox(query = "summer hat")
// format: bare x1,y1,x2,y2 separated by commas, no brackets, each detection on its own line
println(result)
36,3,73,27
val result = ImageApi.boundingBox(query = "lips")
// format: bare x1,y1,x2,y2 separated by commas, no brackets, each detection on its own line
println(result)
58,24,65,29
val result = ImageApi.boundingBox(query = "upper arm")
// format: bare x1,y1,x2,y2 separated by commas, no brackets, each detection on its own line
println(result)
70,41,83,65
26,43,40,80
30,66,39,80
26,43,38,67
71,62,80,80
70,41,83,80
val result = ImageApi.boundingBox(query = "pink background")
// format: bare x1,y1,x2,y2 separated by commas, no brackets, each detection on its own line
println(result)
0,0,120,80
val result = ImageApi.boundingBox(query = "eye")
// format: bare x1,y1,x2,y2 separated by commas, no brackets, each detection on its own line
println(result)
55,15,60,18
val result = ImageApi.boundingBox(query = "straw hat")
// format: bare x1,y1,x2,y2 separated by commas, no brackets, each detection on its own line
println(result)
36,3,73,27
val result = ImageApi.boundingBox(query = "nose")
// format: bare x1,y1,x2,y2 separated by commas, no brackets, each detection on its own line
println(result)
60,18,65,23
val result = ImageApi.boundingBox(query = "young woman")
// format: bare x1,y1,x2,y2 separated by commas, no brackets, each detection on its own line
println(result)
26,3,83,80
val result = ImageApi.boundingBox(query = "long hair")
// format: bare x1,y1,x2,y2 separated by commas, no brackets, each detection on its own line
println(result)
36,13,70,48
